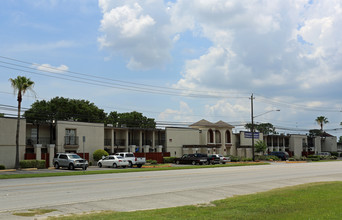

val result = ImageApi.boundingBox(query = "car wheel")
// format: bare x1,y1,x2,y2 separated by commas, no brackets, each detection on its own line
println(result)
128,161,133,168
54,163,59,169
68,163,74,170
192,161,196,165
113,163,118,168
122,166,126,168
137,164,142,168
176,160,180,165
222,162,226,164
98,162,102,168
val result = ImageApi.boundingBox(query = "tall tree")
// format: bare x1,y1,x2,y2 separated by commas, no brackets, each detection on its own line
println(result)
24,97,106,123
106,111,156,128
9,76,35,169
315,116,329,131
245,123,276,135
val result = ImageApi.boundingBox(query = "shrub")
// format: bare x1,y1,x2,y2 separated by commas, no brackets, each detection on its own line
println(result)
146,159,157,164
255,155,280,161
329,156,337,160
288,158,296,161
93,149,109,161
330,152,338,157
242,158,253,162
163,157,176,163
19,160,46,168
307,155,320,161
230,156,241,162
0,164,5,170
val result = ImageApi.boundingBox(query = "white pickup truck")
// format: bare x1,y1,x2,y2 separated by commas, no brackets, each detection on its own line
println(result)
115,152,146,168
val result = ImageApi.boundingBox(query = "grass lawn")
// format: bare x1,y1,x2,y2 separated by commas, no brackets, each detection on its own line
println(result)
50,181,342,220
0,162,269,179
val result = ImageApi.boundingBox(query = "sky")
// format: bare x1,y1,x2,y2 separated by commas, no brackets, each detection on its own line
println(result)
1,0,342,136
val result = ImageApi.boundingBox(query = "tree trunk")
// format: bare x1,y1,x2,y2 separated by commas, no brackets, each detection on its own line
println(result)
15,93,22,169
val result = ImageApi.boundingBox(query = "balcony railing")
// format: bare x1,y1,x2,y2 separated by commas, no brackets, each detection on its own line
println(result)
114,139,125,146
104,139,111,146
26,137,55,146
64,136,79,146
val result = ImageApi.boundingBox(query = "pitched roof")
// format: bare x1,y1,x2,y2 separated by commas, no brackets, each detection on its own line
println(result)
190,119,235,128
190,119,215,127
215,120,235,128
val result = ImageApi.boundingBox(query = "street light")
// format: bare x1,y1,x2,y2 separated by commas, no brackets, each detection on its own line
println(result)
251,94,280,161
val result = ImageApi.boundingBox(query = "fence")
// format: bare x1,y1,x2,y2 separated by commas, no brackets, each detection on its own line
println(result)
135,152,170,163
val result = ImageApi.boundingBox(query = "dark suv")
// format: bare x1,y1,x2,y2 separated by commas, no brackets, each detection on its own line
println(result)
53,153,88,170
174,154,208,165
268,151,289,161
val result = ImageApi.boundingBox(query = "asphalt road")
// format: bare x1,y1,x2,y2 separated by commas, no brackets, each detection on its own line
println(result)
1,161,342,219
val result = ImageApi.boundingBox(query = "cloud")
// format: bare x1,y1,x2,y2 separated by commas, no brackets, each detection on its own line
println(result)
98,0,174,70
34,63,69,74
158,101,195,122
170,0,342,99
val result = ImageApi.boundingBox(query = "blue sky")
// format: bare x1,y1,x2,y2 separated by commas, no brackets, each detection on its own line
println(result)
1,0,342,136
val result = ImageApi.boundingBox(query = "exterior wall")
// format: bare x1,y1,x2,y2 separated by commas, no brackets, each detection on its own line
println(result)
322,136,337,152
165,127,199,157
0,117,26,168
56,121,104,164
239,131,264,147
289,134,306,157
314,137,321,154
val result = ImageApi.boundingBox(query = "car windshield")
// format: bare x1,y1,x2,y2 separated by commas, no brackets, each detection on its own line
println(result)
68,154,81,159
116,156,123,159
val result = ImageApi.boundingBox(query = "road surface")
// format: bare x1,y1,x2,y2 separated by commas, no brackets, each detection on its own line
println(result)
1,161,342,219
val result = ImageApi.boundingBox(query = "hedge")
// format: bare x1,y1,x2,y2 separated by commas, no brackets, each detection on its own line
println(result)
0,164,5,170
19,160,46,169
146,159,158,164
163,157,177,163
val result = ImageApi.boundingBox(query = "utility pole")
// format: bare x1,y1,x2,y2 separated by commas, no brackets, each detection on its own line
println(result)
250,94,255,161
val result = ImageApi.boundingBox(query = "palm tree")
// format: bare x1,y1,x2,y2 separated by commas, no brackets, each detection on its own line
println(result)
9,76,35,169
315,116,329,131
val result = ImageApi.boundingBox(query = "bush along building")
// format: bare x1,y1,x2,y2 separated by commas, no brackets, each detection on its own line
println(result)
0,117,339,169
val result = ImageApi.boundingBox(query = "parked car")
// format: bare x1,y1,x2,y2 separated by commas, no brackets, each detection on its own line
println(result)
207,154,221,165
316,152,331,157
53,153,88,170
97,155,129,168
210,154,231,164
268,151,289,161
174,154,208,165
115,152,146,168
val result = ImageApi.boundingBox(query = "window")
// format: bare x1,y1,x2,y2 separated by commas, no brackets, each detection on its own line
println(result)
65,129,77,145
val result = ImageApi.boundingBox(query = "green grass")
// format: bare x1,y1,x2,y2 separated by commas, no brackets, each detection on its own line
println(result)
50,182,342,220
0,162,269,179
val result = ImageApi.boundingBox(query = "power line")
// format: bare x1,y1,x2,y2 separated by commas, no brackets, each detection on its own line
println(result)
0,56,249,99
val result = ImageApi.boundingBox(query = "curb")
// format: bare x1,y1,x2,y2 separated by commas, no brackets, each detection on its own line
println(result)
0,168,38,172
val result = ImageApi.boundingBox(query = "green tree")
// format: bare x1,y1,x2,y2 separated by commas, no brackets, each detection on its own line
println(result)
255,140,267,154
24,97,106,123
9,76,35,169
309,129,322,137
245,123,276,135
315,116,329,131
106,111,156,128
0,113,4,117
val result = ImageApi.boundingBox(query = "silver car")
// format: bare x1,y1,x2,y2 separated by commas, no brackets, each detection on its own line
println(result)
97,155,129,168
53,153,88,170
211,154,231,164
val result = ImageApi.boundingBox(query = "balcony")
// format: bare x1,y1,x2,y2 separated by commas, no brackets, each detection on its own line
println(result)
26,137,55,146
104,139,111,146
64,136,79,146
